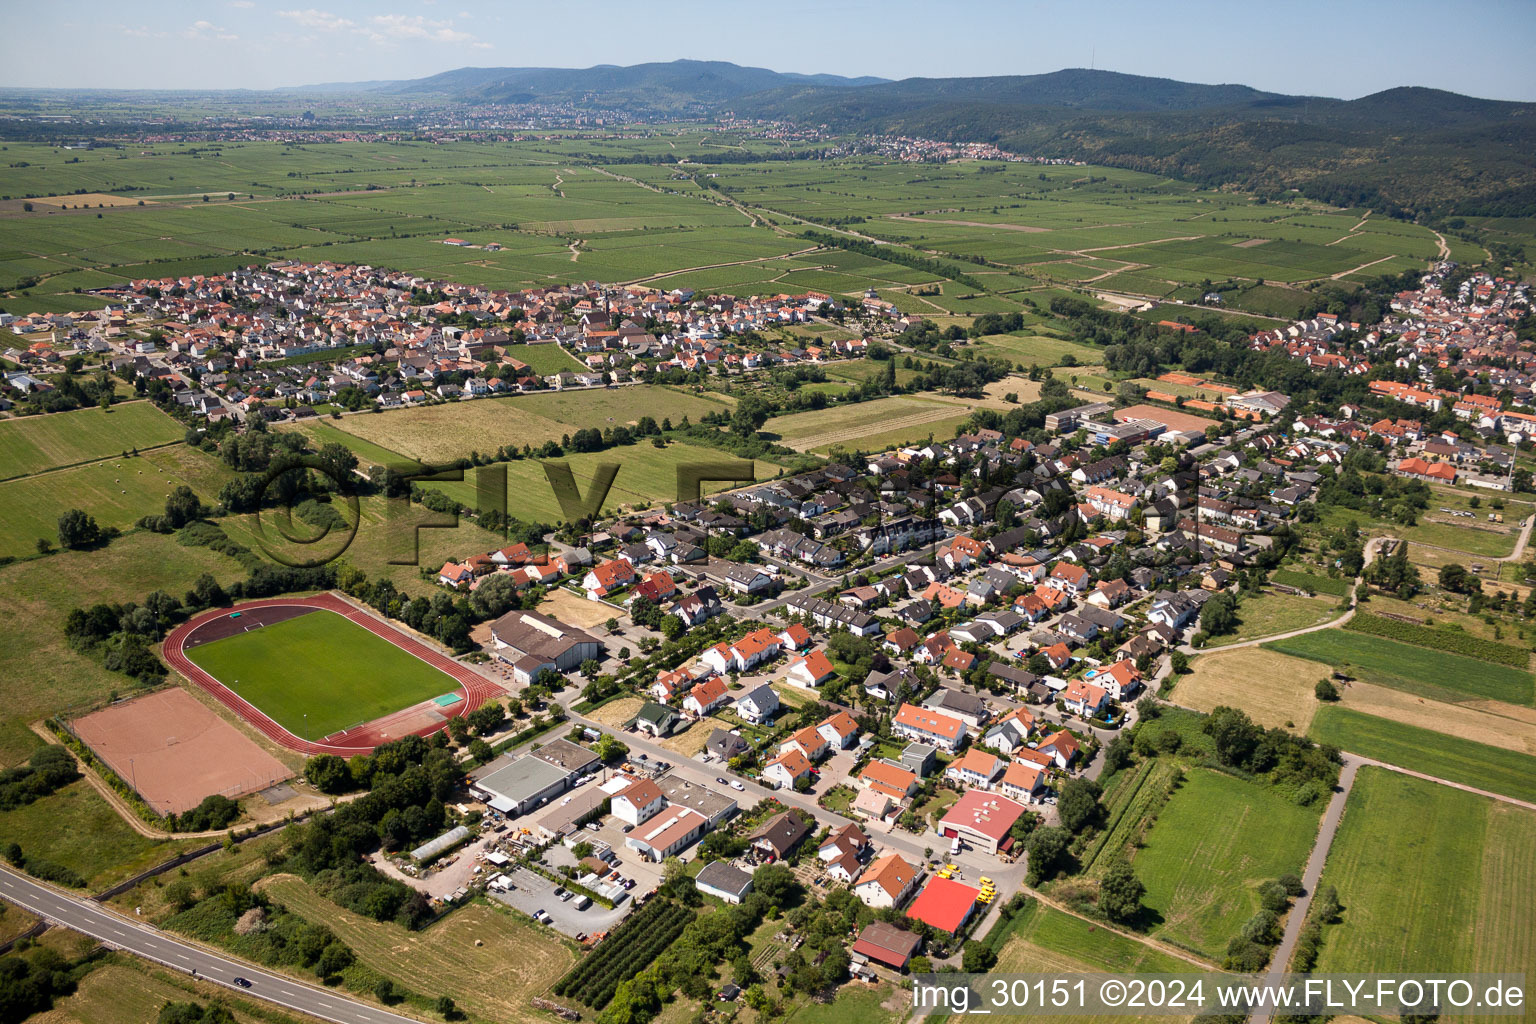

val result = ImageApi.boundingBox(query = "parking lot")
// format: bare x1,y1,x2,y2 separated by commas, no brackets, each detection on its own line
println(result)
489,866,627,938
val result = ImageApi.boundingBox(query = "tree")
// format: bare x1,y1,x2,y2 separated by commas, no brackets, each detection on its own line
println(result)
163,485,202,528
1026,826,1071,884
1437,563,1476,595
1169,650,1190,674
1098,860,1146,923
961,940,998,972
468,738,493,762
1315,678,1340,701
594,733,628,763
1200,592,1238,637
1057,777,1102,832
57,507,102,549
304,754,352,794
579,658,601,680
435,995,457,1020
660,614,685,641
1203,705,1262,769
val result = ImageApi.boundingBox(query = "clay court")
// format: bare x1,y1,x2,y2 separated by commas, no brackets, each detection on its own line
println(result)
1114,403,1218,434
69,687,293,815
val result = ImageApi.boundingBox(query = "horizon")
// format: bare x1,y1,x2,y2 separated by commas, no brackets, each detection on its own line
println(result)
6,0,1535,102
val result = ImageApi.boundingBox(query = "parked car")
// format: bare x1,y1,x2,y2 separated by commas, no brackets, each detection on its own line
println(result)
715,777,727,785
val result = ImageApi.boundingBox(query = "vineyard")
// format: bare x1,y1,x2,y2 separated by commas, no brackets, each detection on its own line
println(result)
1344,612,1530,668
552,898,695,1009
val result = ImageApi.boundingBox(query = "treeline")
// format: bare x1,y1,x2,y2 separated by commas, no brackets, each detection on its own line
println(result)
799,230,986,289
1203,705,1342,806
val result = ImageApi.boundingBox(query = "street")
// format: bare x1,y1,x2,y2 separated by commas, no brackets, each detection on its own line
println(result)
0,864,420,1024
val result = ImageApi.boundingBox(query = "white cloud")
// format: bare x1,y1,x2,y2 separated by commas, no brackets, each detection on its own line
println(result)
275,8,356,32
365,13,475,45
185,19,240,40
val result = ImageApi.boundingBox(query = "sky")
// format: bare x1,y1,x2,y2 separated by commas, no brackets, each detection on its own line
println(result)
5,0,1536,101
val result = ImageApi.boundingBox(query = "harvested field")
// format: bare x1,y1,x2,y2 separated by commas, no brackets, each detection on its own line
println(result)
68,687,292,814
538,587,619,629
765,396,968,453
1177,647,1324,731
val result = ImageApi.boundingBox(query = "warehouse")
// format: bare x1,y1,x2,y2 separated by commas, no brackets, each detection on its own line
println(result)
470,753,574,816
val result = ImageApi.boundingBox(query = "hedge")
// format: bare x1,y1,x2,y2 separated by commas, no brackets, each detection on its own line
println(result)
1344,612,1530,667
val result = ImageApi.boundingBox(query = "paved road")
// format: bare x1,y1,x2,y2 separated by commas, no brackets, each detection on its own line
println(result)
1252,755,1360,1024
0,865,420,1024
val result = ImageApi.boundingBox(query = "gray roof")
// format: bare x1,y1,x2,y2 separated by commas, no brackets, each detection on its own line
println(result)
473,754,572,804
695,861,755,899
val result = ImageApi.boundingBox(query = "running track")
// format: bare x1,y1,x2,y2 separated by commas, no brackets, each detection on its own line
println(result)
162,593,501,756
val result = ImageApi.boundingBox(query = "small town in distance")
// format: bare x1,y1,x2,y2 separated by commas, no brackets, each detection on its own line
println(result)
1,9,1534,1024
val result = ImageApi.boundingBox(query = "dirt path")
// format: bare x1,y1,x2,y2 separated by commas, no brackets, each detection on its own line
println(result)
551,173,565,199
567,239,584,262
1431,228,1450,261
1354,753,1536,811
1325,210,1371,246
1253,756,1361,1024
886,214,1049,233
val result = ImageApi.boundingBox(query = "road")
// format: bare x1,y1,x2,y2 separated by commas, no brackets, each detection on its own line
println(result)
0,864,421,1024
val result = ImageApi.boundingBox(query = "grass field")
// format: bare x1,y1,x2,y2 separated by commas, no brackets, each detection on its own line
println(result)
27,961,292,1024
185,609,462,740
0,402,184,480
0,530,248,766
0,777,191,889
785,983,902,1024
1310,707,1536,803
763,395,971,452
261,875,574,1024
1312,768,1536,1009
1269,568,1354,598
1318,506,1520,559
1204,591,1340,647
1133,769,1321,960
0,443,237,560
1265,628,1535,706
992,899,1199,1024
312,386,733,464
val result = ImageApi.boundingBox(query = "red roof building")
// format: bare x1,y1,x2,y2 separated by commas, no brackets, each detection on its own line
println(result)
906,876,981,935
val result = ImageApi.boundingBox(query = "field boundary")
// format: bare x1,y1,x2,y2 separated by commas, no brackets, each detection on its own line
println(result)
162,592,499,755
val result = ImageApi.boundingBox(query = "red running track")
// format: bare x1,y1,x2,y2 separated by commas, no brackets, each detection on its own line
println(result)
162,593,501,756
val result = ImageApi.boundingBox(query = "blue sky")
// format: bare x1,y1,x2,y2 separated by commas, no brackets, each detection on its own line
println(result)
6,0,1535,100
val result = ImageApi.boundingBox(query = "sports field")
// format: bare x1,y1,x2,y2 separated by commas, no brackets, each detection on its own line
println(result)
1312,768,1536,1008
1265,628,1535,706
1132,768,1321,960
0,401,183,479
184,608,462,740
1310,707,1536,803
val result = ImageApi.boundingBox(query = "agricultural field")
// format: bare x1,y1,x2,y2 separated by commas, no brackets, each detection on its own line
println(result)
1264,627,1535,706
1317,505,1520,559
1311,768,1536,1009
0,402,184,479
0,138,1455,323
1131,769,1321,960
992,898,1199,1024
1269,568,1354,598
309,385,733,465
21,961,280,1024
1203,590,1340,647
0,443,236,560
966,331,1107,368
762,395,972,452
259,874,575,1024
184,609,462,740
1310,708,1536,803
1176,647,1330,732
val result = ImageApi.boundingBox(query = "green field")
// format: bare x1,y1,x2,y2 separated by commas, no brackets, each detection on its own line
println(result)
763,395,973,453
0,777,190,889
1132,769,1321,959
1309,707,1536,803
1312,768,1535,1009
0,442,236,560
0,137,1459,324
1264,628,1535,706
1269,568,1353,597
185,608,462,739
0,402,184,479
1203,590,1340,647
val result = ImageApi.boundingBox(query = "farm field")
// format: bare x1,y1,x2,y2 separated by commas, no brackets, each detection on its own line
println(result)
762,395,969,452
1132,769,1320,960
992,898,1199,1024
1264,628,1535,706
259,874,575,1024
0,402,184,479
1310,707,1536,803
184,608,463,740
0,138,1457,324
0,442,236,560
314,385,733,464
966,331,1106,368
1176,647,1330,732
1203,590,1340,647
1311,767,1536,1010
1318,506,1520,559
